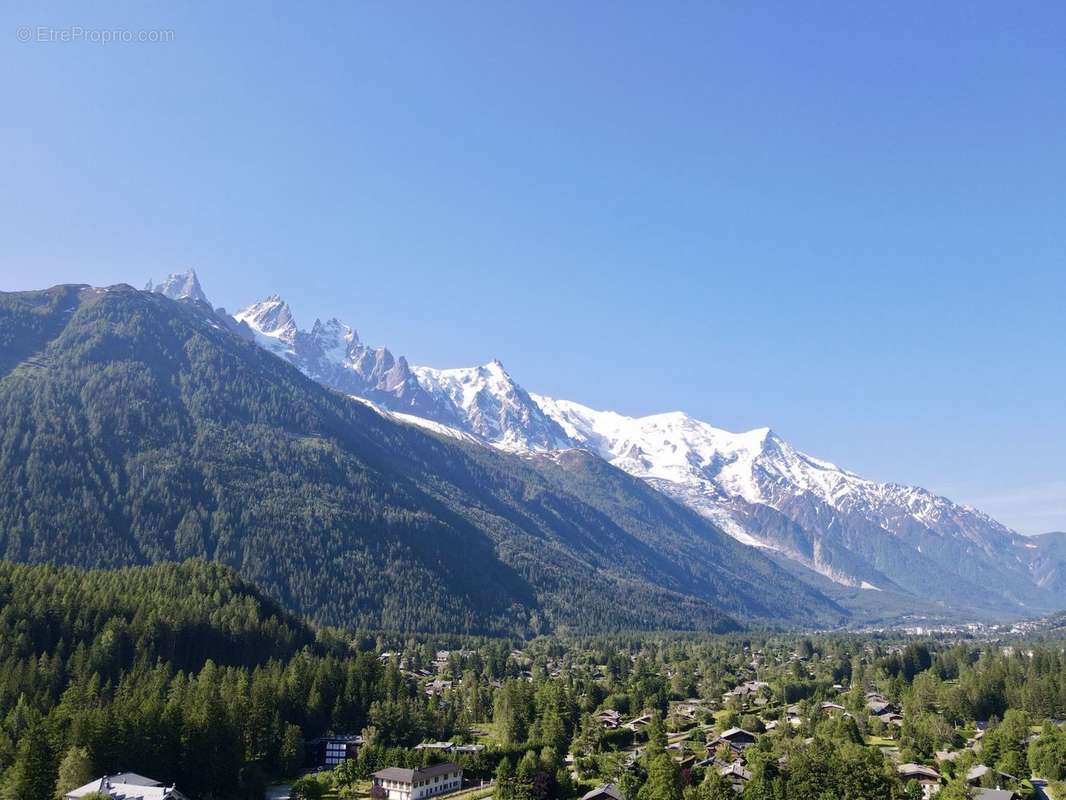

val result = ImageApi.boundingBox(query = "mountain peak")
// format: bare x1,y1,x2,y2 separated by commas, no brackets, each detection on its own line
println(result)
145,269,209,305
234,296,298,348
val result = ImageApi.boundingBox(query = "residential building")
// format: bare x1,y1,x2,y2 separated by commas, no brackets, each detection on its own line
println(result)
967,764,1016,787
307,735,362,769
65,774,188,800
897,764,940,798
579,784,624,800
719,762,752,793
715,728,757,748
372,763,462,800
414,742,454,753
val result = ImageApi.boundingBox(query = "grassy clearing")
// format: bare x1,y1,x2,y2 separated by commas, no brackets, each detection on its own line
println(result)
470,720,503,746
864,735,897,747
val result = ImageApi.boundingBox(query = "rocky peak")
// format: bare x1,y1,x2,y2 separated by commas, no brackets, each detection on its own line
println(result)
145,269,209,305
234,296,298,345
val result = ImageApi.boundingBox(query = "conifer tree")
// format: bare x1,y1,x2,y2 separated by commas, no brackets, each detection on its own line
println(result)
9,723,57,800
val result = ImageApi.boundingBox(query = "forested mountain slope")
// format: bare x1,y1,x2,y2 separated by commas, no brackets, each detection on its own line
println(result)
0,284,843,633
0,560,314,672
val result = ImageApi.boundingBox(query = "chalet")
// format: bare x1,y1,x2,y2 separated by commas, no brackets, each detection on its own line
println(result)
725,681,768,700
967,765,1016,787
372,763,463,800
972,791,1021,800
307,735,362,768
708,728,757,754
579,784,625,800
65,775,189,800
899,759,942,793
625,714,652,731
719,762,752,792
595,709,622,728
819,702,846,715
673,754,696,770
879,711,904,728
434,650,474,667
867,699,897,715
425,679,453,696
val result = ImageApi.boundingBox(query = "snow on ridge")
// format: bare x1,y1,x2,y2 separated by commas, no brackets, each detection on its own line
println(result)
188,276,1028,585
350,395,484,446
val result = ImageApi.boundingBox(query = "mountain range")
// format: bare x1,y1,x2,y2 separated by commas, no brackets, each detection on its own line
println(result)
140,269,1063,625
0,280,848,634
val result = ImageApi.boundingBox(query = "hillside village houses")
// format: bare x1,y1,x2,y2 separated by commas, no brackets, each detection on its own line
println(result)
372,763,463,800
65,774,189,800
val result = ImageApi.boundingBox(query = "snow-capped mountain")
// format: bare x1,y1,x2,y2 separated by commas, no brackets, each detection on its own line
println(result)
145,269,209,304
412,361,570,451
531,395,1054,615
233,295,446,417
149,271,1064,621
230,293,561,449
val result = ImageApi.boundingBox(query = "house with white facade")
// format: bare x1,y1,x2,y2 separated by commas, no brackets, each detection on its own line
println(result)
372,763,462,800
65,774,188,800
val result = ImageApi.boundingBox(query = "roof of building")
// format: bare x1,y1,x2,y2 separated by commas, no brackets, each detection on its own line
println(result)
719,727,756,740
967,764,1016,784
66,776,185,800
580,784,625,800
308,734,363,745
719,762,752,781
897,764,940,780
373,763,461,783
972,791,1020,800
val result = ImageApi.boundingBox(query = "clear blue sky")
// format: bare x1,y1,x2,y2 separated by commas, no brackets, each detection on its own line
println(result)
2,2,1064,532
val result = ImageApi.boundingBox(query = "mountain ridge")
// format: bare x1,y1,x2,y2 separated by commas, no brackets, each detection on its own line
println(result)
0,280,847,633
153,268,1064,623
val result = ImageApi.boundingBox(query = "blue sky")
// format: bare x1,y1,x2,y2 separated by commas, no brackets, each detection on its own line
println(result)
2,2,1064,532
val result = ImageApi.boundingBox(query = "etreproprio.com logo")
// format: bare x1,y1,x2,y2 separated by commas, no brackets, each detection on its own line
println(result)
17,26,175,43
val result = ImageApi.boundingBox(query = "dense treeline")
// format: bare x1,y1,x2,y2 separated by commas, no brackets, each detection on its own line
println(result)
0,560,312,675
0,284,840,635
0,566,1064,800
0,561,493,800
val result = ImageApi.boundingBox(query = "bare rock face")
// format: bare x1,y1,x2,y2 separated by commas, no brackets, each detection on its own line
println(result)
146,269,209,305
